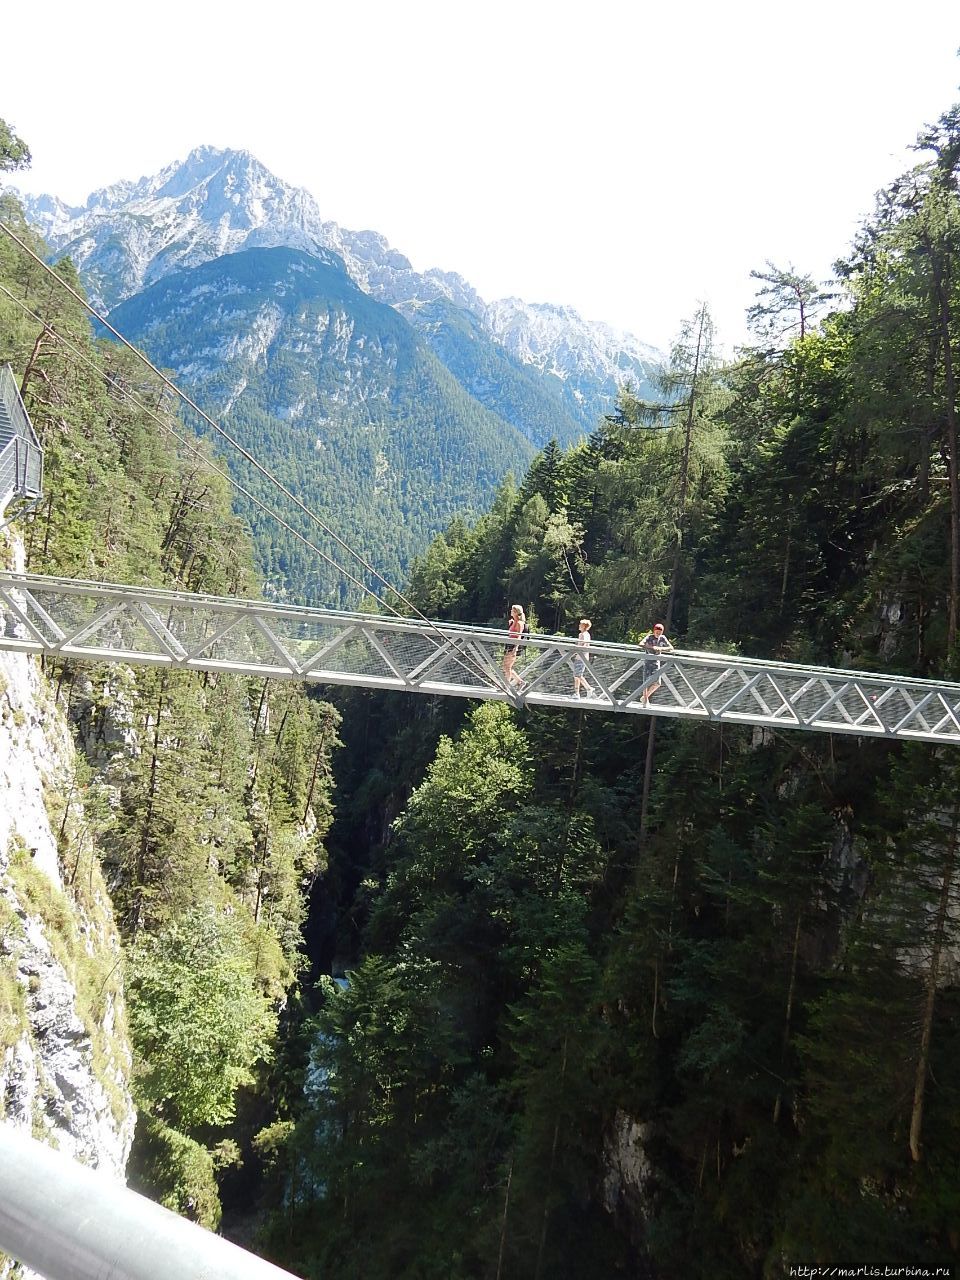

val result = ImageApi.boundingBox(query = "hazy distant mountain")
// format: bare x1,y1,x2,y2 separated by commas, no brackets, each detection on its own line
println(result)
20,147,663,439
107,245,534,604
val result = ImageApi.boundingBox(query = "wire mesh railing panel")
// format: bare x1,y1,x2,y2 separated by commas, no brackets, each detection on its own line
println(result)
269,615,352,648
310,629,399,681
370,628,450,681
0,367,42,506
0,439,17,512
659,662,740,711
0,584,93,645
415,639,505,691
0,367,31,438
193,616,297,668
23,441,42,497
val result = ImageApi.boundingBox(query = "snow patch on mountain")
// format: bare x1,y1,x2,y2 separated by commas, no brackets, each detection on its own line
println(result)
485,298,662,386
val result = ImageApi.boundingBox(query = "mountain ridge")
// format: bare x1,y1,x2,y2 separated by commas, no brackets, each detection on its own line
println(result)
17,145,663,429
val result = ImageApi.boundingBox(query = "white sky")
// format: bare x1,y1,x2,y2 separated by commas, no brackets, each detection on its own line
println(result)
3,0,959,352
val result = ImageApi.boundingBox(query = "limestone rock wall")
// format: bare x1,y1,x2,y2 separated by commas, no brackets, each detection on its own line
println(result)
0,533,135,1278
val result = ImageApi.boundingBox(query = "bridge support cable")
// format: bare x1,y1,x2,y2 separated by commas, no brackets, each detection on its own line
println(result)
2,571,960,744
0,1122,302,1280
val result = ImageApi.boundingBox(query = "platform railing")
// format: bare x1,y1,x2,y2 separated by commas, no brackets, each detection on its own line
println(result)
0,1122,302,1280
0,364,43,511
1,570,960,744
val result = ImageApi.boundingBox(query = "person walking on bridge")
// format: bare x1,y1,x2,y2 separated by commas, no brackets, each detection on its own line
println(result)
641,621,673,703
573,617,594,697
503,604,526,689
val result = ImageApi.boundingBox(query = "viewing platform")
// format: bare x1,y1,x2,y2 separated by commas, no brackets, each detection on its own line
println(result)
0,363,43,515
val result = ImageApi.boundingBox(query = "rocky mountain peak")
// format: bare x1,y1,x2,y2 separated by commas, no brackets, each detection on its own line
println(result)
17,146,663,406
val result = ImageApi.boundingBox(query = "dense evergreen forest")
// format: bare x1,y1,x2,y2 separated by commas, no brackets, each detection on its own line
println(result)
256,106,960,1278
0,127,339,1235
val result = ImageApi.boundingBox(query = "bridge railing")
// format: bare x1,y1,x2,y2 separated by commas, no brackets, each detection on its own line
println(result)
0,1122,302,1280
0,364,43,511
1,571,959,744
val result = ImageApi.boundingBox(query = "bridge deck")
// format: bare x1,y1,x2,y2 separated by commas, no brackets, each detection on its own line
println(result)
0,571,958,744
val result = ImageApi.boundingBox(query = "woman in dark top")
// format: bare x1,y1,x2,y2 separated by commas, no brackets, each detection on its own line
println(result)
641,622,673,703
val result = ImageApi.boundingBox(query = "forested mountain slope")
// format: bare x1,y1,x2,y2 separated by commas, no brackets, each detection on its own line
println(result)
258,107,960,1278
107,245,535,604
0,175,339,1243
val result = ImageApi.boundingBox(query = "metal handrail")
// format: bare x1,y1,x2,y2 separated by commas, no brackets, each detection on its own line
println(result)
0,1122,303,1280
0,435,17,509
0,364,40,448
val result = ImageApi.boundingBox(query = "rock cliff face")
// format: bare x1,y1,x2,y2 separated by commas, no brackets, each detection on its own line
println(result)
0,531,135,1277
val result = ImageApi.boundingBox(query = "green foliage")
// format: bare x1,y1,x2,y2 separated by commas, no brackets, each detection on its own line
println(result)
268,95,960,1279
107,246,535,606
0,117,31,173
0,894,27,1050
399,296,593,447
9,96,960,1276
130,1115,222,1230
126,903,277,1128
0,190,341,1228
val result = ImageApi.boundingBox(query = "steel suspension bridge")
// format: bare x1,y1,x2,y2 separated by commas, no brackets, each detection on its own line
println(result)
0,568,959,744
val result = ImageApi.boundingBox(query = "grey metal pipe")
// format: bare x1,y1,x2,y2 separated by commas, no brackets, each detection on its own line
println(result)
0,1123,304,1280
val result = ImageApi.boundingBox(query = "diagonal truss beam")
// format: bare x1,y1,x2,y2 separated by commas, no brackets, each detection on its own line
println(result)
2,571,960,744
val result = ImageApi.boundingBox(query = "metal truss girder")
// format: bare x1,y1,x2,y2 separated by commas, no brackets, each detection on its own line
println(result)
3,571,960,745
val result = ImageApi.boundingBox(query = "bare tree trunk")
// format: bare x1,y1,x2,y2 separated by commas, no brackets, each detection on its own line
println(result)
779,517,793,615
773,910,803,1125
250,680,270,787
495,1158,514,1280
665,303,707,635
302,733,327,825
40,491,54,562
253,816,270,925
933,256,960,656
909,802,959,1161
553,717,587,893
919,291,940,507
130,678,166,938
637,719,657,849
533,1034,568,1280
19,329,45,400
